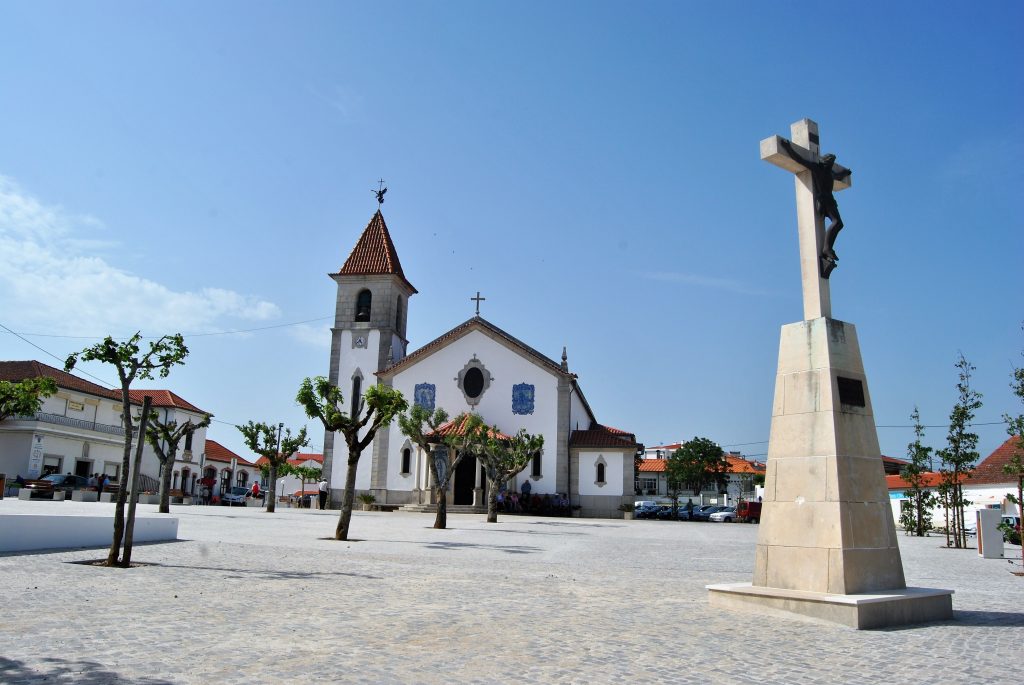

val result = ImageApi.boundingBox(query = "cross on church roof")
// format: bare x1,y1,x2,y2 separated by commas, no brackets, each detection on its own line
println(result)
471,291,485,317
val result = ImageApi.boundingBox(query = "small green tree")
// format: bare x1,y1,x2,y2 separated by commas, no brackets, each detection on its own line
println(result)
292,464,323,506
481,426,544,524
145,412,211,513
65,333,188,567
899,407,937,536
398,404,464,529
0,376,58,423
296,376,407,541
666,437,728,518
936,353,982,549
238,422,309,514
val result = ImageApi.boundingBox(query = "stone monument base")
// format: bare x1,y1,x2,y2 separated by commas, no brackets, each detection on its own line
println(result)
707,582,953,630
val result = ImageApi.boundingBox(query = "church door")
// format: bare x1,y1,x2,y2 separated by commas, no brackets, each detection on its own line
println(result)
453,455,476,505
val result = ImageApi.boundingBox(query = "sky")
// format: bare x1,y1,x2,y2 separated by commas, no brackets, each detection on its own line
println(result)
1,1,1021,466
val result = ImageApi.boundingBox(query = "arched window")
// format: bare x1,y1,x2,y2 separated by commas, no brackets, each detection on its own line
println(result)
395,296,403,333
220,469,232,493
531,452,542,478
355,289,372,322
401,448,411,475
351,375,362,418
596,462,606,484
236,471,248,487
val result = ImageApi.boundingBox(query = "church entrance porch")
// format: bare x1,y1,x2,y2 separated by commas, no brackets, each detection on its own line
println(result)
453,456,486,506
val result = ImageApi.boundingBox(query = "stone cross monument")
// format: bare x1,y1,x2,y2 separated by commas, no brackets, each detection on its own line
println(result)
707,119,953,629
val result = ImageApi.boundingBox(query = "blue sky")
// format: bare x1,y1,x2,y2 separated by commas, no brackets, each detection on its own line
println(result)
1,1,1021,465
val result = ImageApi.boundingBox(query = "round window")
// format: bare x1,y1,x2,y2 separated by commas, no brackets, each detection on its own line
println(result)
463,367,484,398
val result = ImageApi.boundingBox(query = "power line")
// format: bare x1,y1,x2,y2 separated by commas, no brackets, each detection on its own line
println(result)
0,321,117,388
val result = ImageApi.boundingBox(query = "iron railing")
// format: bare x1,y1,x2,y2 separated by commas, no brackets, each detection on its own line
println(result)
17,412,138,437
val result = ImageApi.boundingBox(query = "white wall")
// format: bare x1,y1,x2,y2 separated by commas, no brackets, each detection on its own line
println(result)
331,328,382,490
578,450,625,496
386,329,562,494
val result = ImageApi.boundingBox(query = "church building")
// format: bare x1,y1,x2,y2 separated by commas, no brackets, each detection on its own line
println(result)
321,209,639,518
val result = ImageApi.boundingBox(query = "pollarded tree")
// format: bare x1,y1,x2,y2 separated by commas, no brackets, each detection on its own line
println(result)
936,353,982,549
292,464,323,505
296,376,407,541
238,422,309,514
437,413,490,528
146,412,211,513
1001,333,1024,562
666,437,728,517
65,332,188,567
397,404,459,529
0,376,58,423
899,407,937,537
481,426,544,524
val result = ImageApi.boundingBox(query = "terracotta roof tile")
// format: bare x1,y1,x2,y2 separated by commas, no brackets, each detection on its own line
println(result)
886,472,945,490
426,415,513,441
971,437,1024,486
335,210,416,293
204,439,256,467
637,455,765,474
638,459,667,473
570,424,639,449
128,389,210,416
0,360,120,401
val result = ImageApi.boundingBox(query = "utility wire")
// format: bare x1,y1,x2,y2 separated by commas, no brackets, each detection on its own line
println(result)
0,321,117,388
1,316,332,341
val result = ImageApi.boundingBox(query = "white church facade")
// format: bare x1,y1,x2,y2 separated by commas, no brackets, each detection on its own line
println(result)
321,209,639,518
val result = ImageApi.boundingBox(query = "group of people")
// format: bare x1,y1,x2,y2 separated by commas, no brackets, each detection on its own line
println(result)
86,473,111,493
494,481,572,516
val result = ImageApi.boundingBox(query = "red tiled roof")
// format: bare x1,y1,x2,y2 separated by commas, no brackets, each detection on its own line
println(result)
288,453,324,466
971,437,1024,486
335,210,416,293
378,316,570,380
293,488,321,496
128,389,209,416
0,360,120,401
205,439,256,467
648,443,683,452
426,415,512,441
637,455,765,474
886,472,945,490
570,424,639,450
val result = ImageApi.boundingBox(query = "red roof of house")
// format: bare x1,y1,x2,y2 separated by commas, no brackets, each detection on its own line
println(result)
647,443,683,452
335,210,416,293
293,488,321,496
0,360,120,401
886,472,945,490
128,389,209,416
570,424,639,450
971,436,1024,485
288,453,324,466
637,455,765,474
426,415,513,441
205,439,256,467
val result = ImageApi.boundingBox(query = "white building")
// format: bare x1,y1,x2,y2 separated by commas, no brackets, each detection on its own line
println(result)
321,210,639,518
0,360,211,494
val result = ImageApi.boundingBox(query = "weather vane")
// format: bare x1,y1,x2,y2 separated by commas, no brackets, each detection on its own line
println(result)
372,178,387,206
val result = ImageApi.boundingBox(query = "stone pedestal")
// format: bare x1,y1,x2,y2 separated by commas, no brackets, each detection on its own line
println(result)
708,318,953,628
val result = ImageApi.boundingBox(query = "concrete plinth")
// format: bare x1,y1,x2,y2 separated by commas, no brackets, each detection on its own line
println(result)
708,582,953,630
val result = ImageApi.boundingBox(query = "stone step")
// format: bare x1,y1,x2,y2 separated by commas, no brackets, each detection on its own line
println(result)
399,504,486,514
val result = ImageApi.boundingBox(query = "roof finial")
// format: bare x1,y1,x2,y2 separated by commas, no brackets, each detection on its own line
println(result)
373,178,387,207
471,291,486,317
561,346,568,372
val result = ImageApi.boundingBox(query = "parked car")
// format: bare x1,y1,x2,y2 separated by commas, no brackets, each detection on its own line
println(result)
692,505,728,522
221,486,250,506
709,507,737,523
24,474,88,497
635,503,661,519
736,500,762,523
1002,515,1021,544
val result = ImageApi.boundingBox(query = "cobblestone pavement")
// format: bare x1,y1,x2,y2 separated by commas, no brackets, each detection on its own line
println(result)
0,500,1020,684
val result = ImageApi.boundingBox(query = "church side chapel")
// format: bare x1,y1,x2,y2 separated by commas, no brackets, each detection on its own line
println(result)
320,203,639,518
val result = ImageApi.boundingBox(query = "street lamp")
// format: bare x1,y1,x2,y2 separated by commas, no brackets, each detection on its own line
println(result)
276,422,284,506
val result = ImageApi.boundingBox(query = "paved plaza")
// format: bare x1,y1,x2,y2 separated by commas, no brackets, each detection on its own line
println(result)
0,500,1020,684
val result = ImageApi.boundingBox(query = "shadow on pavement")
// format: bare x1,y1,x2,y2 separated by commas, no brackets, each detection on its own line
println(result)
0,656,175,684
421,540,541,554
141,561,381,581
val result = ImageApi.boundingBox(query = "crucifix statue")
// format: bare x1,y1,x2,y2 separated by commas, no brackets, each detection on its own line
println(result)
761,119,852,320
471,291,486,317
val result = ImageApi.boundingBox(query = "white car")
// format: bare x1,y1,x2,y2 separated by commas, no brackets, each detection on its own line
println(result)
709,507,737,523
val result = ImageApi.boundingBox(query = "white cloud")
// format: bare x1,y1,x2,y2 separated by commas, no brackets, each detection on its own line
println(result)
288,323,332,349
642,271,770,296
0,175,281,336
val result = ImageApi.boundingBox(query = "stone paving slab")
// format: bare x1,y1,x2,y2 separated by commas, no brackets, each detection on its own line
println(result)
0,499,1020,684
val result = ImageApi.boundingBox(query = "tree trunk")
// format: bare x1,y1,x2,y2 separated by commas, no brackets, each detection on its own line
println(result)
943,492,950,547
121,396,152,567
107,383,134,566
1017,477,1023,569
486,478,499,523
266,464,277,513
158,457,172,514
336,458,359,540
433,488,448,529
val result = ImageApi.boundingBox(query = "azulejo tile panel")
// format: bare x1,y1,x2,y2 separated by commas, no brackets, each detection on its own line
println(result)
512,383,535,415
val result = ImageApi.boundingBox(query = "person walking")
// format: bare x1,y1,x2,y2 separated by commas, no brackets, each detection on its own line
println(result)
318,478,329,509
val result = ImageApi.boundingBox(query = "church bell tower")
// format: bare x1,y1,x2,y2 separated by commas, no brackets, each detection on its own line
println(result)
321,208,416,491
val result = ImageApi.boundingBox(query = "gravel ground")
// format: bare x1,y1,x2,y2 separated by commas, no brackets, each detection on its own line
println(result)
0,499,1020,684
